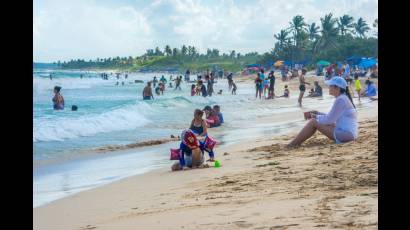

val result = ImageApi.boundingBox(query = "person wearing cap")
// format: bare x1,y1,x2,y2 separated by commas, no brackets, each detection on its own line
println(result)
52,86,65,110
287,77,357,148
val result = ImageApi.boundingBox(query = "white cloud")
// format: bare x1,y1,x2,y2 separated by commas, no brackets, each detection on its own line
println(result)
34,0,153,62
33,0,378,62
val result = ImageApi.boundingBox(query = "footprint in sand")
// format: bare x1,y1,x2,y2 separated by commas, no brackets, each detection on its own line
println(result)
80,225,97,230
232,220,253,228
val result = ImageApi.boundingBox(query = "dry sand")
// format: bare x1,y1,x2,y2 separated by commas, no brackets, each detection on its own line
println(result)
34,112,378,230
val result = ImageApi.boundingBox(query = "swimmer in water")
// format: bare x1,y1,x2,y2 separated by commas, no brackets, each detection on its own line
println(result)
52,86,65,110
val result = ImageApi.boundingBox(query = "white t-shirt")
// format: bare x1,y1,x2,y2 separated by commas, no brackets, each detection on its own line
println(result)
316,94,358,138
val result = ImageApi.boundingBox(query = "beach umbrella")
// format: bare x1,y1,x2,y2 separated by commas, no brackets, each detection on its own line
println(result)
316,60,331,66
274,60,284,67
358,59,377,68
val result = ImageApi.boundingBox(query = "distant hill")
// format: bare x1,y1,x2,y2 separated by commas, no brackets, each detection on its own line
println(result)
33,62,60,69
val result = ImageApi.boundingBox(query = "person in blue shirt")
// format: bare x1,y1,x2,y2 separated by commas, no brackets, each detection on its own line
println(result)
361,80,377,97
213,105,224,124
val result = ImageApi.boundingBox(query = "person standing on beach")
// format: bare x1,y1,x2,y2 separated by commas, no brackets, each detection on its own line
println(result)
287,77,357,148
200,81,208,97
255,73,263,99
232,81,237,95
227,73,233,90
354,74,362,101
52,86,65,110
175,76,182,90
153,76,158,88
297,68,310,106
160,75,167,84
143,82,154,100
207,74,214,97
344,61,351,84
268,71,276,99
49,74,53,80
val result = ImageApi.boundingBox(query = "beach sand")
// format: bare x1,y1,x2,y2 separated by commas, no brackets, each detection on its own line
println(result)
34,107,378,230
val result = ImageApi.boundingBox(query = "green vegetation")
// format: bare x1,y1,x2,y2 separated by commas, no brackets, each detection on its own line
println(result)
57,13,377,72
260,14,378,68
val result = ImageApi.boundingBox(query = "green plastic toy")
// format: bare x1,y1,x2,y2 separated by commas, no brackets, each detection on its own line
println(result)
214,160,221,168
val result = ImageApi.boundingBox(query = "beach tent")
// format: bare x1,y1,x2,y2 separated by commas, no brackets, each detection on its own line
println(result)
358,59,377,69
316,60,331,66
346,56,363,65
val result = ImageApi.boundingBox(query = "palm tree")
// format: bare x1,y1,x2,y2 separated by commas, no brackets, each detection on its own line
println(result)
172,48,179,56
181,45,188,56
187,46,192,56
338,14,354,36
373,18,378,36
230,50,236,59
274,29,290,49
354,18,370,38
164,45,172,56
307,23,320,41
154,47,162,56
289,15,307,47
314,13,339,55
373,18,378,28
212,49,219,57
191,46,197,56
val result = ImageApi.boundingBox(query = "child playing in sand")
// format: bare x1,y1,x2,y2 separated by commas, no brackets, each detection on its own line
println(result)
278,85,289,98
354,74,362,101
171,130,204,171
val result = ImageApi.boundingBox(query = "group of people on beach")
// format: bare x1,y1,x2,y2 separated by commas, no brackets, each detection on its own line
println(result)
254,69,290,100
171,105,224,170
142,69,237,100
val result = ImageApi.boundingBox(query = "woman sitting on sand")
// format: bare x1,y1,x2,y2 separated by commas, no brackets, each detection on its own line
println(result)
190,109,208,137
189,109,216,161
287,77,357,148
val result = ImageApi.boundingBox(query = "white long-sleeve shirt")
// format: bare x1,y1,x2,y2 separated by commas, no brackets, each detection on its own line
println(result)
316,94,358,138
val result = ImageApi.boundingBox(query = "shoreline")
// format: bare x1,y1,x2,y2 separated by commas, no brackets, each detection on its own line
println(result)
34,103,378,230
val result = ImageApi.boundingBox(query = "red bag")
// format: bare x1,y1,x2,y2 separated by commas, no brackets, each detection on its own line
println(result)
170,148,181,160
205,135,218,150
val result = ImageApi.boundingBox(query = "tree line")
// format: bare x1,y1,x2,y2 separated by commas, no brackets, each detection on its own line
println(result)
259,13,378,66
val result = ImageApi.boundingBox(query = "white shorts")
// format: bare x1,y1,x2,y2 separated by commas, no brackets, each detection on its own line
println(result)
333,129,355,144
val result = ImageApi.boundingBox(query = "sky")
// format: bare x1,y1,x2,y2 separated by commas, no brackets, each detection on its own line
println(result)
33,0,378,62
